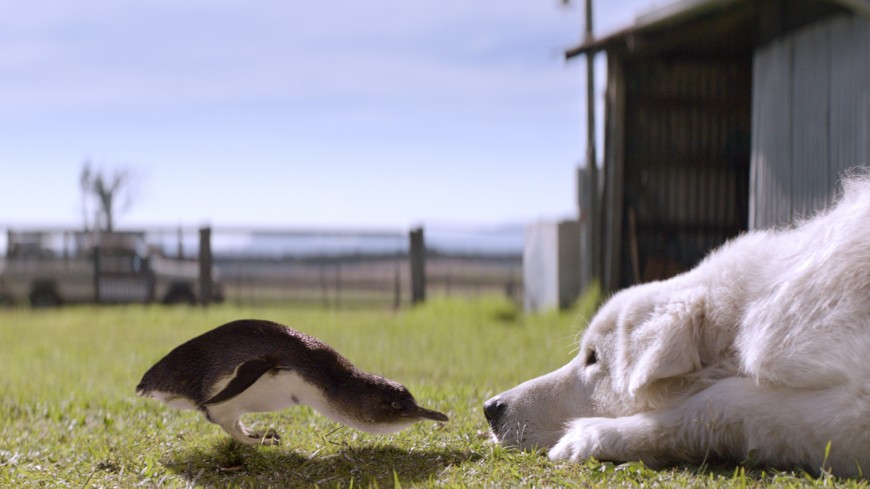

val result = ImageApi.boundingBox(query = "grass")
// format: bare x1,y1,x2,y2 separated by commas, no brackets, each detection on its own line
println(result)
0,291,867,488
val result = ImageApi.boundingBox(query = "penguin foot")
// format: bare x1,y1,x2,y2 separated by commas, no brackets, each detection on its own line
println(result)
219,418,281,446
249,428,281,446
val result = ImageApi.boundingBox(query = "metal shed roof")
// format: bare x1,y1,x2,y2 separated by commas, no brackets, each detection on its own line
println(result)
566,0,870,58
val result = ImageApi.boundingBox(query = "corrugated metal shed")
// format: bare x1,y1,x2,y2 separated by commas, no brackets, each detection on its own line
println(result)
751,14,870,227
615,57,751,286
567,0,870,293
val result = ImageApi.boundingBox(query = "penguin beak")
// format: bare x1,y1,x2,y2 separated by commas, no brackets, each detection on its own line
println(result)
412,405,449,423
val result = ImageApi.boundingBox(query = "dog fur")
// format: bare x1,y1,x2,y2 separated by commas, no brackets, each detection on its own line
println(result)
485,173,870,476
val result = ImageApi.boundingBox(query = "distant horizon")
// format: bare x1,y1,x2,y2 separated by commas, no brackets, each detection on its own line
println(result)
0,216,550,233
2,220,531,257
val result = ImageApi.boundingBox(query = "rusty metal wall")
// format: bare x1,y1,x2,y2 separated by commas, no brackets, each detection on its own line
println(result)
751,14,870,229
616,56,752,288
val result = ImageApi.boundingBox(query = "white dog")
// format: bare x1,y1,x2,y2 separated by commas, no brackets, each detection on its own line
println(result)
485,174,870,476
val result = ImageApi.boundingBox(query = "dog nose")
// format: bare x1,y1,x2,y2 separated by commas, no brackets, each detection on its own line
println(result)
483,396,506,426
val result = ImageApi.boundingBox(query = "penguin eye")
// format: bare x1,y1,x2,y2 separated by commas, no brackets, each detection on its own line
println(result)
391,401,402,410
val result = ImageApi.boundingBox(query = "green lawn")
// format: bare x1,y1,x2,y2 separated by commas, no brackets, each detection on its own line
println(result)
1,293,866,488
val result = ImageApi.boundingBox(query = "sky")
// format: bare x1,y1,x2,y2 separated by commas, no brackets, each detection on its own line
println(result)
0,0,654,230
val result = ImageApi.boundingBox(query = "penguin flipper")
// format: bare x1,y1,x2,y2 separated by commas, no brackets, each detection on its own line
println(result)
204,353,284,405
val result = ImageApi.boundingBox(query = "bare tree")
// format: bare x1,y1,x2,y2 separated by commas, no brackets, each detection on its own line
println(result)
79,161,139,232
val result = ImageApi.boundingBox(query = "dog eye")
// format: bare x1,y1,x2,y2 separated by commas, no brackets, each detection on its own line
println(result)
585,348,598,366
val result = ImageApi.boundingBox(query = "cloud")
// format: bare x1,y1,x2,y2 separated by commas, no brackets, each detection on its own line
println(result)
0,0,654,226
0,0,584,114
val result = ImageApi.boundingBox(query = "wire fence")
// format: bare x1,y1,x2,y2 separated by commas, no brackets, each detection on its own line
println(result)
209,226,523,308
1,225,523,309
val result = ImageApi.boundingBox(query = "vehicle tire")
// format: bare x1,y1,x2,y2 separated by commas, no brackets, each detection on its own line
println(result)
30,285,61,308
163,286,196,305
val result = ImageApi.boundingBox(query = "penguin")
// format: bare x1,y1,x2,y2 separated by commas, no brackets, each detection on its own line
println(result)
136,319,448,445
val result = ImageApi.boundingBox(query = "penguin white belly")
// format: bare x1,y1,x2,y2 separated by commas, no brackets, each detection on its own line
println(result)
210,369,322,414
204,370,334,445
205,369,396,440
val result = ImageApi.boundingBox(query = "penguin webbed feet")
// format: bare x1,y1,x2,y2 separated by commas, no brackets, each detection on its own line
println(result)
220,417,282,446
247,428,281,446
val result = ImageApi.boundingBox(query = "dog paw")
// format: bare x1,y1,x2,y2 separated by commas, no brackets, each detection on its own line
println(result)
548,417,622,463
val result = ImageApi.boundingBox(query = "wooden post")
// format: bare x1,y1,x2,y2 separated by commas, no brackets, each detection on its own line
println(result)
93,245,101,304
62,231,69,263
393,265,401,310
584,0,601,285
320,265,328,308
409,227,426,305
198,227,213,306
335,262,342,309
603,56,627,294
177,226,184,259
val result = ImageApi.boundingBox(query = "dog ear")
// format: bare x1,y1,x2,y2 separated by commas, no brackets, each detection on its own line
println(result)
620,287,706,399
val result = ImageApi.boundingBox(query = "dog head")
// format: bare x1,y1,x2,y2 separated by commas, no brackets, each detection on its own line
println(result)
484,282,707,451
